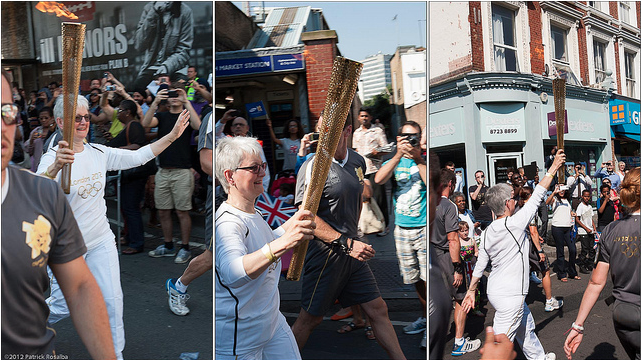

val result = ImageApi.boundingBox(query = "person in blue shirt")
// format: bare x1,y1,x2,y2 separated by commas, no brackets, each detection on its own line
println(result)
375,120,427,349
594,160,621,191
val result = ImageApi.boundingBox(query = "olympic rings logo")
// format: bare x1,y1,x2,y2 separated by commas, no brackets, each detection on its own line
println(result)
77,182,103,199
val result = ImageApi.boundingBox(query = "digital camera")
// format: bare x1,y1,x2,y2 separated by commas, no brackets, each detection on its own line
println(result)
105,85,116,91
405,134,421,147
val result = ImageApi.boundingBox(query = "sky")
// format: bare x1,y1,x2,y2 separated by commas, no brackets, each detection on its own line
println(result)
230,1,427,61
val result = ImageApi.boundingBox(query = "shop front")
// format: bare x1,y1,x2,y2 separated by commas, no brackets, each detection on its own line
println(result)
430,73,612,200
609,96,640,168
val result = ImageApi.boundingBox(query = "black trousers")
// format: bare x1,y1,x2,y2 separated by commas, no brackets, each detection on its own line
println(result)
576,234,596,267
366,173,389,228
613,299,641,360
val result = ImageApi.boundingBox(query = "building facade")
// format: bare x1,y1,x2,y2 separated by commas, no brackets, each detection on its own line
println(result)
358,52,392,103
430,1,640,195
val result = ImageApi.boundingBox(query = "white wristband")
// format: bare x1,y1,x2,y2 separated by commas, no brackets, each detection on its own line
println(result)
571,322,584,333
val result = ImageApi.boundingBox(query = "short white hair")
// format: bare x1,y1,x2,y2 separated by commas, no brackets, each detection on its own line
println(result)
215,136,263,194
486,183,513,217
54,94,89,120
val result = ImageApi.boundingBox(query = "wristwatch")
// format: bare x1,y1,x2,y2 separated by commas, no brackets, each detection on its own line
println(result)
452,261,464,274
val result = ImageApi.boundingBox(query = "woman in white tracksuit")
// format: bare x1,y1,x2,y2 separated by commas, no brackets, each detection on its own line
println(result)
462,150,566,360
37,95,191,359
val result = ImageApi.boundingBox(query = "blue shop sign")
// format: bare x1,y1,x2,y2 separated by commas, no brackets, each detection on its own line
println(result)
216,53,305,77
273,54,305,72
609,98,640,142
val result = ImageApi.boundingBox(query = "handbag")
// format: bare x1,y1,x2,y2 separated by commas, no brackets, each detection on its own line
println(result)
359,198,386,235
120,122,157,183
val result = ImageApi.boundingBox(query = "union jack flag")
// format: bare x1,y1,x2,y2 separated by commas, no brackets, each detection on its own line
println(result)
255,192,297,228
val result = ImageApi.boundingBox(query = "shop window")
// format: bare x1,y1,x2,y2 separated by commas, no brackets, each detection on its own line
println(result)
492,4,519,72
593,40,607,83
624,51,636,98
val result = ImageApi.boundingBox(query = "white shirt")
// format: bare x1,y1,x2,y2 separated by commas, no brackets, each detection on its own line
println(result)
38,144,155,251
215,202,286,356
550,197,573,227
567,174,593,198
473,185,546,296
576,202,594,235
458,209,476,239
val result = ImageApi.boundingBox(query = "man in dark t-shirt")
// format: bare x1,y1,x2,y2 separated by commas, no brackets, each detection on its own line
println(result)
142,84,201,264
597,184,616,232
0,70,115,358
469,170,492,229
290,119,405,358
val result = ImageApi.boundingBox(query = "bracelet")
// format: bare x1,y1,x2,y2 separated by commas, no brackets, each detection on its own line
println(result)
538,250,544,254
44,169,54,179
261,243,276,263
571,322,584,334
545,172,554,178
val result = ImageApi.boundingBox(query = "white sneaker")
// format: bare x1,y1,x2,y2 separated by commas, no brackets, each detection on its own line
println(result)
403,316,427,334
545,297,563,312
451,337,481,356
420,331,426,349
545,352,556,360
166,278,190,316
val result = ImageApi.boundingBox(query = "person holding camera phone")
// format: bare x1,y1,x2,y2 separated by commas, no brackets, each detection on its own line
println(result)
142,84,201,264
375,121,427,349
546,184,579,282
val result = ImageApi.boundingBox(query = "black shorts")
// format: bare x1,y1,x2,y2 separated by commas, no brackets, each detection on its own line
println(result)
300,238,381,317
433,247,467,301
529,250,550,273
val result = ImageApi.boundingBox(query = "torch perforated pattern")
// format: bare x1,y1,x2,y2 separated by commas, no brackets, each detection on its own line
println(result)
60,22,86,194
553,78,566,184
287,57,363,281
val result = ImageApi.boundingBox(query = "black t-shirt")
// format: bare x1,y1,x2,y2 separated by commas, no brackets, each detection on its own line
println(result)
597,198,616,227
469,184,493,221
1,166,86,355
155,111,192,168
107,121,147,148
597,214,640,305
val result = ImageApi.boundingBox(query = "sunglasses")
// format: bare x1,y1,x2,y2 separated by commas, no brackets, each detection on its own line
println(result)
235,162,267,174
232,123,247,127
75,115,90,123
2,104,21,125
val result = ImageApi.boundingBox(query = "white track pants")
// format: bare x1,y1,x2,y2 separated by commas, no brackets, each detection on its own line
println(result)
47,240,124,360
488,294,546,360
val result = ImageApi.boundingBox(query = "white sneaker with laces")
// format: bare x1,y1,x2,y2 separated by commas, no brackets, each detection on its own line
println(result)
451,337,481,356
545,297,563,312
166,278,190,316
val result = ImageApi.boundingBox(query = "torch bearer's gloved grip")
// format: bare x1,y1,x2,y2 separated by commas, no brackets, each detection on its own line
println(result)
331,234,352,255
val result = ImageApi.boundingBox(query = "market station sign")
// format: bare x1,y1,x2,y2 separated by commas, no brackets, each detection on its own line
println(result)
216,53,305,77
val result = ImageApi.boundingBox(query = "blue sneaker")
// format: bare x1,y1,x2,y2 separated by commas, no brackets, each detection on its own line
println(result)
166,278,190,316
451,337,481,356
149,244,176,258
403,317,426,334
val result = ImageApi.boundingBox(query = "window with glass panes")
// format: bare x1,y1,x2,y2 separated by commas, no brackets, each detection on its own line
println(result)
492,5,519,72
593,40,607,83
551,25,568,62
619,1,631,24
625,52,636,98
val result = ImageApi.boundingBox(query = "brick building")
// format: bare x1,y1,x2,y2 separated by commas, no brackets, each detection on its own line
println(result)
429,1,640,195
215,4,362,176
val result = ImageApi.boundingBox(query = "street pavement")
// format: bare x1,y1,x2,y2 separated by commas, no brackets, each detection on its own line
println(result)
437,239,627,360
49,197,213,360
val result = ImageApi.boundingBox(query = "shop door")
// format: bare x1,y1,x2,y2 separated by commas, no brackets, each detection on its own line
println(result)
488,153,523,186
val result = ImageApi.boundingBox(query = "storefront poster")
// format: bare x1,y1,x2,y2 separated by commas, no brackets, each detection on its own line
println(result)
547,111,569,137
31,2,213,91
479,103,526,143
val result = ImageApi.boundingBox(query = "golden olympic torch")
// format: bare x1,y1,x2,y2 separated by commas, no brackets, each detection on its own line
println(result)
60,22,86,194
286,57,363,281
553,78,566,184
